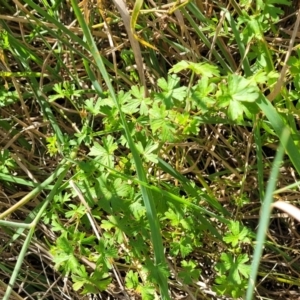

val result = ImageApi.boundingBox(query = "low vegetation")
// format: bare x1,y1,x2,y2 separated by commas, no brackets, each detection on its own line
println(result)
1,0,300,299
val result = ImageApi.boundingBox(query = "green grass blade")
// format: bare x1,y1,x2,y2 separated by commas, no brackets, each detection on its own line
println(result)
0,220,31,229
82,59,103,94
131,0,143,32
246,128,290,300
70,1,170,298
3,227,34,300
224,10,251,76
0,159,69,220
256,95,300,174
253,117,265,201
0,173,54,189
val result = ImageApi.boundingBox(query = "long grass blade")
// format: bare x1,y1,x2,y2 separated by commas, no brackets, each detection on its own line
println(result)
0,159,69,219
131,0,144,35
224,10,251,76
245,128,290,300
70,1,170,298
256,95,300,174
3,227,34,300
253,117,265,201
